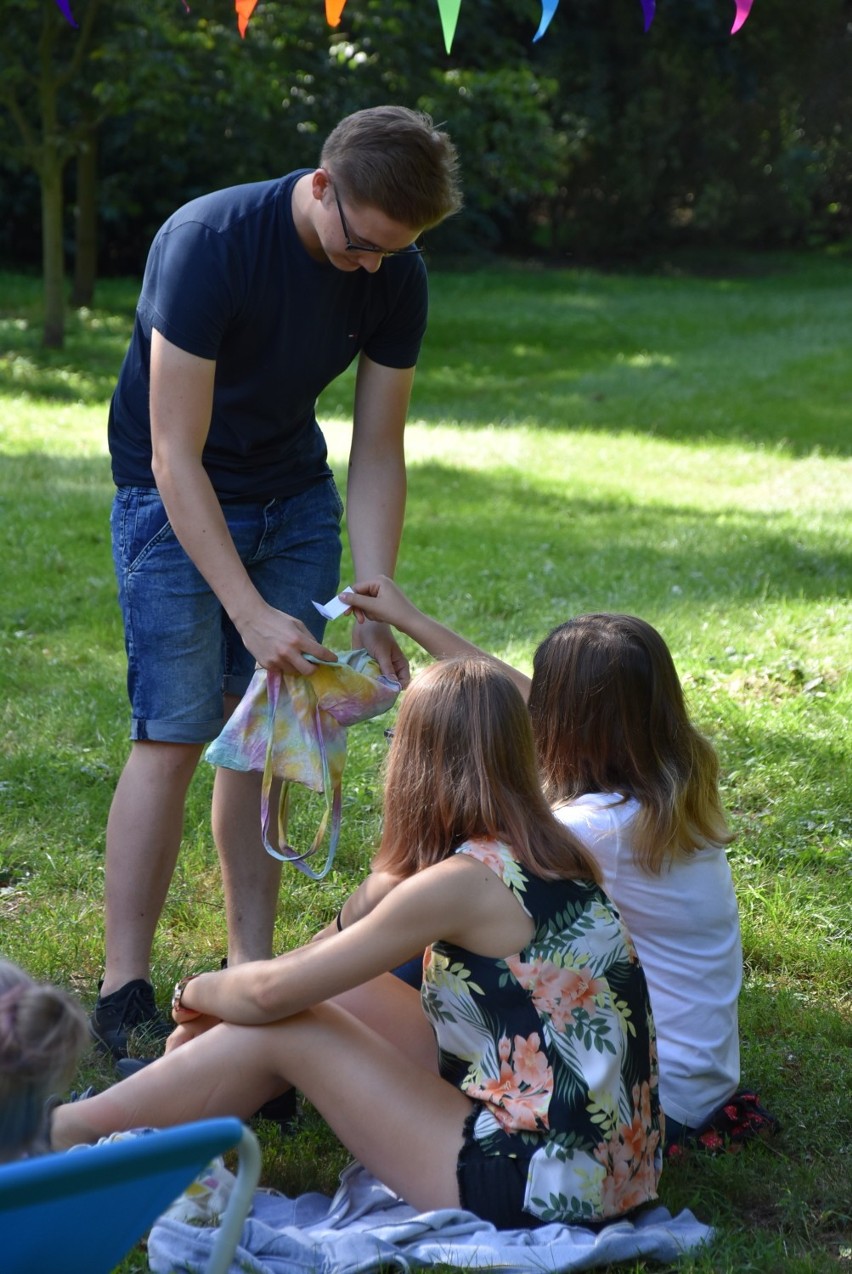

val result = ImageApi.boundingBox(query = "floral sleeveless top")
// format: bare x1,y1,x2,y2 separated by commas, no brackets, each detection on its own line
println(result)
421,838,663,1225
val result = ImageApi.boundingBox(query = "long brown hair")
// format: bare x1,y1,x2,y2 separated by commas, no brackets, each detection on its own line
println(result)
528,614,733,873
373,657,599,883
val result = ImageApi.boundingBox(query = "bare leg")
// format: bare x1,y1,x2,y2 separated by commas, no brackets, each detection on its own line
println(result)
101,741,204,995
212,766,283,965
212,690,283,965
331,973,440,1073
53,996,470,1212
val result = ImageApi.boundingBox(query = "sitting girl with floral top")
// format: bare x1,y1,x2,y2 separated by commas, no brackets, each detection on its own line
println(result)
53,658,661,1228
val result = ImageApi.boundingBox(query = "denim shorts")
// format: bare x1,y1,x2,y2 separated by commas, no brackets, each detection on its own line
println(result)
111,479,343,743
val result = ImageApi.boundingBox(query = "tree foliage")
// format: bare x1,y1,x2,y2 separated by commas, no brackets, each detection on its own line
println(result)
0,0,850,342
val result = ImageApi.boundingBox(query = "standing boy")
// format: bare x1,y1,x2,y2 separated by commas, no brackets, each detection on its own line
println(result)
92,106,462,1057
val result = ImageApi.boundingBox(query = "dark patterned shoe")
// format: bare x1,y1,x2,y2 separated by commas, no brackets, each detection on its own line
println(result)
89,979,171,1060
254,1089,299,1135
696,1089,780,1151
664,1089,780,1159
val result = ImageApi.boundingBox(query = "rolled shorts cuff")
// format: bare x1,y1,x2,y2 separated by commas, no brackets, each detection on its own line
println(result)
131,717,225,745
223,671,257,700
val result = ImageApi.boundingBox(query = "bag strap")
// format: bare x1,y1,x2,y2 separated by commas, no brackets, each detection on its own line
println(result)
259,675,341,881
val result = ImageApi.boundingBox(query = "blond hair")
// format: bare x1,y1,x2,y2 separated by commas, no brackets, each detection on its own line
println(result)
373,658,599,883
528,614,733,874
0,961,89,1161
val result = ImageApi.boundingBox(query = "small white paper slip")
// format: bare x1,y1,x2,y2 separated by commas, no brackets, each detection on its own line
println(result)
312,588,353,621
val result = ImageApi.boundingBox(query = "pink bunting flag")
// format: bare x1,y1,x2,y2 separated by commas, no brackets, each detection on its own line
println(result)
53,0,79,27
436,0,462,53
326,0,348,24
731,0,754,34
639,0,655,32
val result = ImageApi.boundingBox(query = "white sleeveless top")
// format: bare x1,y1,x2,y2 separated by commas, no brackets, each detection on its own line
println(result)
555,792,741,1129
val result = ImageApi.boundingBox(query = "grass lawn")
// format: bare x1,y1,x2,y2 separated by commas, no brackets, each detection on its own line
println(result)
1,254,850,1272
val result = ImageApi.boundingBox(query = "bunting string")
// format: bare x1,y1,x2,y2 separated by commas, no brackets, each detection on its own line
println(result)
53,0,756,49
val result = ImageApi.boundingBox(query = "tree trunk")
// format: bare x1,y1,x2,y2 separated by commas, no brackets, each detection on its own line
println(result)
41,148,66,349
71,129,98,308
38,11,67,349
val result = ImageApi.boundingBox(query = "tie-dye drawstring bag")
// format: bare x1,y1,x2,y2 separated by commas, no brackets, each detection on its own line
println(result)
205,651,399,881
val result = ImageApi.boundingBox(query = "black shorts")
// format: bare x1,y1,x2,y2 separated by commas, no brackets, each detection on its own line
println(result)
456,1108,624,1232
455,1108,544,1231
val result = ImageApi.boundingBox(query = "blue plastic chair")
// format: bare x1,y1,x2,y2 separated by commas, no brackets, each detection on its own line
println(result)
0,1116,261,1274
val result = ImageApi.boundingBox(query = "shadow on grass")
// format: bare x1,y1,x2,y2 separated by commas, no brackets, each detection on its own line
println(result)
1,453,848,640
333,260,852,457
4,261,852,456
659,987,852,1266
396,462,850,613
0,278,135,408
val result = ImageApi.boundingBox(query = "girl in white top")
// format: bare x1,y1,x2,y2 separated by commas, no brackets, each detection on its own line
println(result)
549,798,739,1132
341,581,742,1139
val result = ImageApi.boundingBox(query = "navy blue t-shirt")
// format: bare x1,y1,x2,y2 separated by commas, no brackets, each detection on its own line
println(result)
109,170,428,500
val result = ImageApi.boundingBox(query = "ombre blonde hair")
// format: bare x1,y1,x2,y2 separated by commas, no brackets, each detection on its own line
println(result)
373,657,599,883
0,961,89,1161
528,614,733,874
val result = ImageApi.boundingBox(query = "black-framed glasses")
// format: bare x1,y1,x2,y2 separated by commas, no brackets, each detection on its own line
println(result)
331,185,424,258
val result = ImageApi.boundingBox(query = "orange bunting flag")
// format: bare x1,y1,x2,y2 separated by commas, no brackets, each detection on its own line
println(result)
326,0,348,25
235,0,259,36
435,0,462,53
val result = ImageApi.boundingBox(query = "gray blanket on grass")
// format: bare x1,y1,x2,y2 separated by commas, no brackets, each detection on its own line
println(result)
147,1161,714,1274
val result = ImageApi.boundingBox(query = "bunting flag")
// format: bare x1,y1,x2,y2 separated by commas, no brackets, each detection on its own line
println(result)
54,0,79,26
731,0,755,34
639,0,753,36
52,0,757,45
532,0,559,43
436,0,463,53
235,0,259,36
326,0,348,25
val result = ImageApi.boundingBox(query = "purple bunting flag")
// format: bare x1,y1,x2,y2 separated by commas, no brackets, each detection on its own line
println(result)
53,0,79,26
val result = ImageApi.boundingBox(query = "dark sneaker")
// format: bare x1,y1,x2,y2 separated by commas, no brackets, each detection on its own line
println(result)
67,1085,99,1102
89,979,171,1059
115,1056,155,1079
254,1088,298,1135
